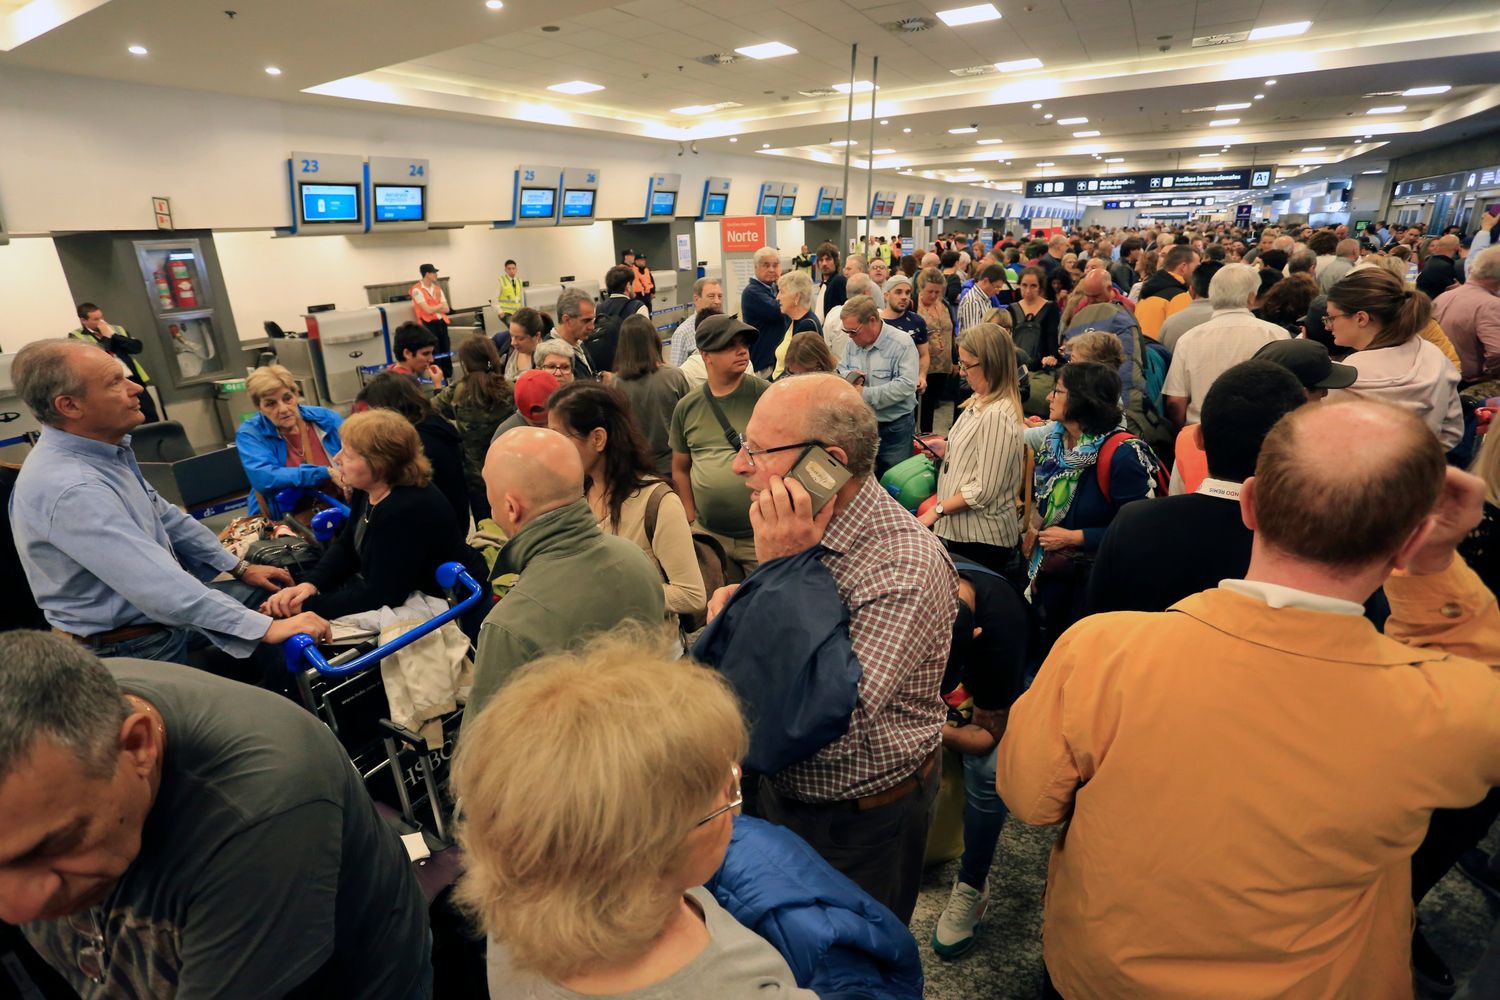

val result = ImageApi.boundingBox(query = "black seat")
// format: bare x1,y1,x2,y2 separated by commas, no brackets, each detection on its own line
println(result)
264,320,288,339
129,420,195,464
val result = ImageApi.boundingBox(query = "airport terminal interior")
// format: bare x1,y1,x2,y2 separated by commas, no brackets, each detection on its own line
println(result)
4,0,1500,997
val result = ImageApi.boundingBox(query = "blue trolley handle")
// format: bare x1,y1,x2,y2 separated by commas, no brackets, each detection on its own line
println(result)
282,561,484,677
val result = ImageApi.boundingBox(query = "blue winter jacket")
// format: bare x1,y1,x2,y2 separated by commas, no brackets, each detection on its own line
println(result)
708,817,923,1000
236,405,344,515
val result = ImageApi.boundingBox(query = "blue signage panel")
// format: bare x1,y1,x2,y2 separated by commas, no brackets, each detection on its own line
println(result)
301,183,360,223
373,185,425,221
519,188,556,218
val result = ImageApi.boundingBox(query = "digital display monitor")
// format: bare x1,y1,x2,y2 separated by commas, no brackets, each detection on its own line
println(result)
818,197,833,216
519,187,557,219
832,198,844,215
705,192,728,215
300,183,361,224
650,190,677,216
561,189,595,218
778,195,797,216
373,185,425,222
759,194,779,214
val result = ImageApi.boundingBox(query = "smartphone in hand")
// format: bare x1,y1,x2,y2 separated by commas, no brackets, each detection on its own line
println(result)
785,445,853,514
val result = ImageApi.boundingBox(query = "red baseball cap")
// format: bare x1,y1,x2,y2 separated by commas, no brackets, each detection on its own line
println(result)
513,369,560,424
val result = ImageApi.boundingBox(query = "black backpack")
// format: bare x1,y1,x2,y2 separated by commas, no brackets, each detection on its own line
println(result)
585,296,641,372
1008,303,1047,360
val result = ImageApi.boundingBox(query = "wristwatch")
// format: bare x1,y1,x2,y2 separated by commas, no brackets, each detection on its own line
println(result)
933,503,946,518
231,558,250,579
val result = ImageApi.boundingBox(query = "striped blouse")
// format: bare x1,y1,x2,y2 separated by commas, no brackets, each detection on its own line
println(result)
934,395,1026,548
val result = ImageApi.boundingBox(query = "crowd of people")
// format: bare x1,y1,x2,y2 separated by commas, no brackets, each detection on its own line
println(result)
3,207,1500,1000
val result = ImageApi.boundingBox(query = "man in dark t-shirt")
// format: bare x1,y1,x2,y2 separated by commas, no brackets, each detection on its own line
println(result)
0,635,430,999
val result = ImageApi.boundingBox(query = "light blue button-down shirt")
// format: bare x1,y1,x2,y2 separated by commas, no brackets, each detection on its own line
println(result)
11,427,271,656
837,322,919,424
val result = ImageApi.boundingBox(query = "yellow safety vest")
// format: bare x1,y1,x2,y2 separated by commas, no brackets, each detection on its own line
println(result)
497,274,523,314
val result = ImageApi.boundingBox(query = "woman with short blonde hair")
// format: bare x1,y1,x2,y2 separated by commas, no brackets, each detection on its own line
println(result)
772,269,821,377
456,634,816,997
337,408,430,488
236,363,344,516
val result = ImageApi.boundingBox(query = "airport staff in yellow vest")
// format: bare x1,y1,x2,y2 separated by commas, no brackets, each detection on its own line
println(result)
497,259,523,317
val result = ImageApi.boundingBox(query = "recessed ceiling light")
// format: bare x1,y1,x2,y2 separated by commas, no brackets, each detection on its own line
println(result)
948,126,978,134
1364,134,1373,138
1209,118,1239,127
830,139,857,146
1264,79,1277,86
1248,20,1311,40
1043,113,1053,120
485,0,503,8
671,105,714,115
1362,169,1385,174
1073,130,1100,137
761,143,770,149
127,44,148,55
1031,102,1042,109
548,80,604,94
995,57,1043,72
833,80,876,94
957,167,975,172
728,137,737,142
1253,93,1265,100
735,41,797,59
265,66,282,76
1355,138,1364,143
1367,105,1406,114
1198,152,1221,157
879,119,889,125
1105,157,1125,163
1402,85,1450,96
1036,161,1055,167
872,148,895,154
1057,116,1088,125
1301,146,1325,152
902,127,911,133
1215,102,1251,111
936,3,1001,27
976,138,1003,145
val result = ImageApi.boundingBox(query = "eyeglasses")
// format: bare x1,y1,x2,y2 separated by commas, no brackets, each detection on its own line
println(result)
740,439,818,468
956,359,981,372
540,363,573,374
68,910,107,986
695,764,743,828
1322,309,1352,329
1047,385,1069,397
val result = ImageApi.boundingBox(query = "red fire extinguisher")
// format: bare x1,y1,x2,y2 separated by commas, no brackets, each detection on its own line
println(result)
168,259,199,309
153,269,173,310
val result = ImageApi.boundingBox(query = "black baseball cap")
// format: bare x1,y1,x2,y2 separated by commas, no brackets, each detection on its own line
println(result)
695,314,758,353
1253,339,1357,390
419,263,438,275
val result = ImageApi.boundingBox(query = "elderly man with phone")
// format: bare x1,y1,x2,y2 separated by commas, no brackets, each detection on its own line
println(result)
835,295,920,477
709,373,957,923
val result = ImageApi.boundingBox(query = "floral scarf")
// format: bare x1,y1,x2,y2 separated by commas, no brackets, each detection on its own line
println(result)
1027,421,1106,579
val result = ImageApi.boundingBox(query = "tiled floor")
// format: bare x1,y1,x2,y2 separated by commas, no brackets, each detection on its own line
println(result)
911,820,1500,998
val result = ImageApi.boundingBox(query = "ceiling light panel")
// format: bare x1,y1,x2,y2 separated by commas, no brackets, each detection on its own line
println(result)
936,4,1002,27
948,126,978,134
1057,116,1088,125
1402,85,1450,96
995,58,1043,72
976,138,1003,145
1367,105,1406,114
735,41,797,59
1073,130,1100,137
1209,118,1239,126
1248,21,1311,40
833,81,876,94
1215,103,1251,111
548,80,604,94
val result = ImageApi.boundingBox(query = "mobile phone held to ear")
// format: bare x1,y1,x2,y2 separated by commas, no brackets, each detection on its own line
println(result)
786,445,853,514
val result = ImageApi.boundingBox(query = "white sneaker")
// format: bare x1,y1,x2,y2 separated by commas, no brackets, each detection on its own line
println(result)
932,879,988,957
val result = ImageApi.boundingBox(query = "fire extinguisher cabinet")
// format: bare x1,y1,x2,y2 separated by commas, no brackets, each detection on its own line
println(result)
132,238,232,384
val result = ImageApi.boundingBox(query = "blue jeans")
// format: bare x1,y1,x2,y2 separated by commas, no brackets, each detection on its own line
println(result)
87,580,264,663
958,743,1009,891
876,411,917,479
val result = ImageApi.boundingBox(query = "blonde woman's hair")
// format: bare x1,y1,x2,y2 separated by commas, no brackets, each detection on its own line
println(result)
1067,330,1126,369
776,269,815,311
245,364,299,407
981,307,1013,331
958,322,1024,420
453,630,747,981
782,330,836,373
338,408,431,488
1472,427,1500,508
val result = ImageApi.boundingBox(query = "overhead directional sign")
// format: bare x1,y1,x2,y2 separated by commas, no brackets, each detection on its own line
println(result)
1027,166,1274,199
1102,197,1215,209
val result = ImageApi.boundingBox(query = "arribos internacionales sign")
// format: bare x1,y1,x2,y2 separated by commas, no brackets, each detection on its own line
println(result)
1026,167,1274,199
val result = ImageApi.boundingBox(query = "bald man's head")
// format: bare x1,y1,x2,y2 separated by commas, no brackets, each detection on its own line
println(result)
483,427,585,534
1251,400,1444,570
1434,234,1460,256
750,374,877,479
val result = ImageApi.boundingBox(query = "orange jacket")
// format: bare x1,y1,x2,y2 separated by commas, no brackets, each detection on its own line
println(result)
999,560,1500,1000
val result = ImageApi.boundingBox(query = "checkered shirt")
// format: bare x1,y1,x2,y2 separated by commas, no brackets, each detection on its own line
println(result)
771,475,958,803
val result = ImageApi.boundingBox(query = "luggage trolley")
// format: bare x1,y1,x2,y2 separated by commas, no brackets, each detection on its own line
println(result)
281,561,484,842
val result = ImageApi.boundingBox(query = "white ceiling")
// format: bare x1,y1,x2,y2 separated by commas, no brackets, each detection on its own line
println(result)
3,0,1499,197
